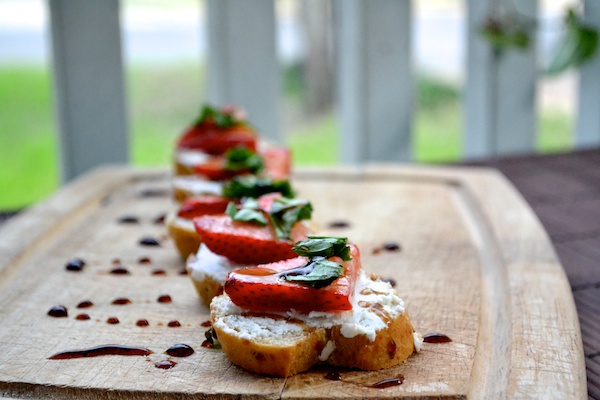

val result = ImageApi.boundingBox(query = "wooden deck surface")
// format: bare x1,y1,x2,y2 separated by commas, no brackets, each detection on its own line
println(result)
1,150,598,397
465,148,600,399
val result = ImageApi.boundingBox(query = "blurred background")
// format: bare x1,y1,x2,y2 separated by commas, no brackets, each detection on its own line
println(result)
0,0,579,210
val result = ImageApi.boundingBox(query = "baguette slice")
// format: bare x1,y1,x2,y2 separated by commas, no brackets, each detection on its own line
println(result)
187,244,250,306
166,213,202,260
210,271,421,377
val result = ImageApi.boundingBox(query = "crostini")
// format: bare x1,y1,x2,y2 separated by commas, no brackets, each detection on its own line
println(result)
210,236,421,377
186,194,313,306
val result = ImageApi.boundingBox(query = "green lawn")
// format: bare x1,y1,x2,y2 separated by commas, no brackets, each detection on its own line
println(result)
0,64,574,210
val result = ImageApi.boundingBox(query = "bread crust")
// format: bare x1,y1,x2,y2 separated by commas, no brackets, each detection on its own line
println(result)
166,214,201,260
327,311,415,370
214,320,328,377
190,274,224,307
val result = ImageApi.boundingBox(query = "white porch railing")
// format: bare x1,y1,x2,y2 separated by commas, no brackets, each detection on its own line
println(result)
48,0,600,182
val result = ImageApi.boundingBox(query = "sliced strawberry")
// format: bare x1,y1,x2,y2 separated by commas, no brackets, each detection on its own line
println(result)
261,147,291,180
177,124,257,155
177,195,231,219
193,157,247,181
193,215,310,264
256,192,283,212
224,245,361,313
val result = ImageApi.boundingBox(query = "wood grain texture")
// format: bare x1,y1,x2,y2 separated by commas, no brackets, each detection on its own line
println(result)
0,165,585,399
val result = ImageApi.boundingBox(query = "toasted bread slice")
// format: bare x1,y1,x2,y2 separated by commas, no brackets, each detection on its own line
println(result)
187,244,250,306
210,272,420,377
166,213,202,260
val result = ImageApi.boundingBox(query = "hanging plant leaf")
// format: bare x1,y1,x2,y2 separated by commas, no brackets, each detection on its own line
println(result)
546,9,599,75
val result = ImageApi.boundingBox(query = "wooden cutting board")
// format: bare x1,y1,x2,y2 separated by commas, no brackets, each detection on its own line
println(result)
0,165,585,399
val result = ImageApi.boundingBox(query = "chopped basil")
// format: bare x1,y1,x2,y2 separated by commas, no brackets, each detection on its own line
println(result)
204,326,222,349
292,236,352,261
281,257,344,289
222,175,295,199
226,200,268,226
224,146,264,173
195,105,244,129
269,198,313,241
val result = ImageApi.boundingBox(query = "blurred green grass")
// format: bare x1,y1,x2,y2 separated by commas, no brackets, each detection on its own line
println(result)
0,63,573,210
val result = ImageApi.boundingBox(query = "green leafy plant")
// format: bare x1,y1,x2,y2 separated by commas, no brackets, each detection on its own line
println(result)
480,16,530,53
546,8,599,75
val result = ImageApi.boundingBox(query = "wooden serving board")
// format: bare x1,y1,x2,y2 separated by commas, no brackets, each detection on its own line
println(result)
0,165,585,399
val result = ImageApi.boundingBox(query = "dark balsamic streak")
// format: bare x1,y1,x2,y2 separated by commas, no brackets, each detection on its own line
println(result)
48,345,152,360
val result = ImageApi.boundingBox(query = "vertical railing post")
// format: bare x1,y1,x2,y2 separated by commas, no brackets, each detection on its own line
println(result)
335,0,413,164
576,0,600,148
464,0,537,158
206,0,281,142
49,0,128,182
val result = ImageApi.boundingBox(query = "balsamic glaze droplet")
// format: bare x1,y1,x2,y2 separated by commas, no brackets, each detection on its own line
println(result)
369,374,404,389
167,320,181,328
422,333,452,343
155,360,177,369
328,220,350,229
165,344,194,357
106,317,120,324
200,320,212,328
136,319,150,327
77,300,94,309
139,237,160,246
118,215,139,224
201,340,212,348
112,297,131,305
75,313,90,320
152,269,166,276
47,305,68,318
383,242,401,251
48,345,152,360
381,277,397,287
110,267,130,275
179,269,188,276
157,295,172,304
324,371,342,381
153,214,166,224
65,258,86,272
138,257,151,264
139,189,168,198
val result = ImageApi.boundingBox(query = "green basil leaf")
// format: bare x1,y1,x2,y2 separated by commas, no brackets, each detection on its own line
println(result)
269,198,313,241
194,104,244,129
226,200,267,226
281,258,344,289
204,326,222,349
222,176,295,199
225,201,238,219
292,236,351,261
233,209,268,226
224,147,264,173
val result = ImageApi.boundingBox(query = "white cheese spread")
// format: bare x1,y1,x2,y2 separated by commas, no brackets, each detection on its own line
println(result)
175,149,211,168
187,244,247,284
173,176,223,197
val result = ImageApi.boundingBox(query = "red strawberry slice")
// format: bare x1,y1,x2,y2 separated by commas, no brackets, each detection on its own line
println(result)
256,192,282,212
177,195,231,219
261,147,291,180
177,124,257,155
193,157,247,181
224,245,362,313
193,215,310,264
